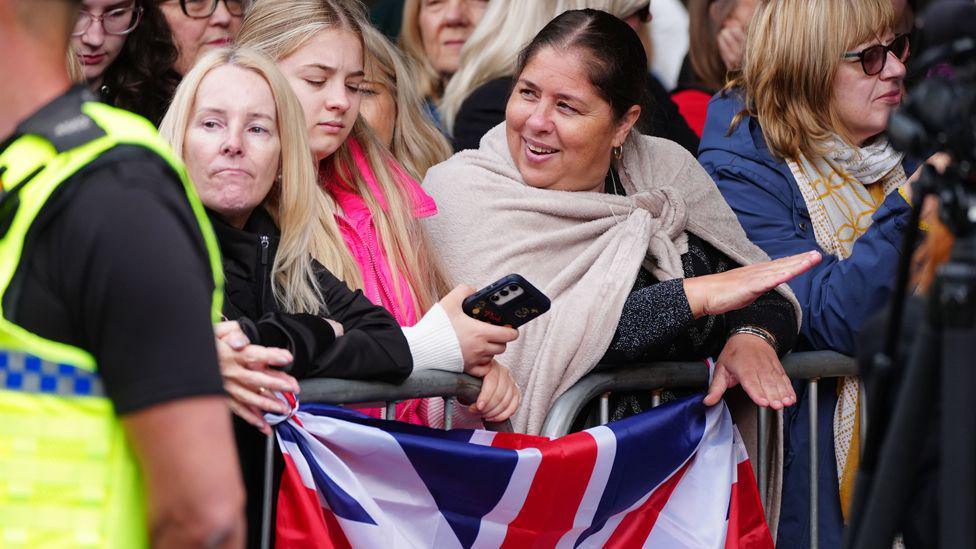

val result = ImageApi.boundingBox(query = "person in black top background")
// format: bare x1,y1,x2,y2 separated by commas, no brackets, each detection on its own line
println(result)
0,0,244,545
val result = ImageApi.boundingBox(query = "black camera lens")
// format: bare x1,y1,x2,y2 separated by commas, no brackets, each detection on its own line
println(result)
490,295,499,302
500,290,509,297
508,285,519,292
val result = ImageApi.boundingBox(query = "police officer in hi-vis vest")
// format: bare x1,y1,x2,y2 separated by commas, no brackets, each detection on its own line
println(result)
0,0,246,546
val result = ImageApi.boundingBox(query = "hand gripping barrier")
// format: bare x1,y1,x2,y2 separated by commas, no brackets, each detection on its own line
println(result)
260,370,511,549
538,351,859,549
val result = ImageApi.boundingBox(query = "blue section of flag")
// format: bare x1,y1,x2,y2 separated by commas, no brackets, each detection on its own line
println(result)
394,429,519,548
277,421,377,525
574,396,707,546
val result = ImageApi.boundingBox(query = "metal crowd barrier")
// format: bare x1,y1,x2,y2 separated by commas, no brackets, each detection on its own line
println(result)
260,370,510,549
539,350,858,549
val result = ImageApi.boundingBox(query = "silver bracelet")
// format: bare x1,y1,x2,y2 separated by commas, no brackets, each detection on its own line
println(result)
730,325,779,354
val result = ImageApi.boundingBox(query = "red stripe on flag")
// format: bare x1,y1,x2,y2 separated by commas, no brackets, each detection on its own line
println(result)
490,431,551,450
603,459,693,548
500,431,600,547
275,454,352,549
724,460,774,549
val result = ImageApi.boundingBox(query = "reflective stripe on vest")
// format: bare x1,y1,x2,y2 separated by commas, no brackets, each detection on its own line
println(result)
0,100,223,548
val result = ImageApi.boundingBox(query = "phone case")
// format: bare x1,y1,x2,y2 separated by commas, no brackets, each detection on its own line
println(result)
462,274,551,328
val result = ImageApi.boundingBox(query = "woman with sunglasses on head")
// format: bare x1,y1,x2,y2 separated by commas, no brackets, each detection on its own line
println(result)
699,1,926,546
158,0,244,75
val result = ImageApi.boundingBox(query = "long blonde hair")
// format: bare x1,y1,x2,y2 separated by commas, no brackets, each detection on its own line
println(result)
439,0,649,134
728,0,896,161
399,0,444,101
159,46,362,314
238,0,452,316
362,24,451,181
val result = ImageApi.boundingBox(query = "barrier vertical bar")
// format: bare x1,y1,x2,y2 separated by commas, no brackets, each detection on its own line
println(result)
260,434,275,549
651,389,662,408
758,406,768,511
444,397,454,430
809,379,819,549
859,383,868,458
599,392,610,424
385,401,397,422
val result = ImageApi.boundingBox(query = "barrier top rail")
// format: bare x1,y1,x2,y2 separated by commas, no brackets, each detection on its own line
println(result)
297,369,513,432
539,351,857,438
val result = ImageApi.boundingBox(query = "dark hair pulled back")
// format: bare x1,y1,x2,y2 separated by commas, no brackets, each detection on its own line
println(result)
515,9,650,126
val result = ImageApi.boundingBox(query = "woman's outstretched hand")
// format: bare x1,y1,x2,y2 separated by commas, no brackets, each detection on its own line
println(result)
703,333,796,409
683,250,821,319
214,321,299,435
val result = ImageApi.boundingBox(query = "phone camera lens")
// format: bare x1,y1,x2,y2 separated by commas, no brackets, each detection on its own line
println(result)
500,290,509,297
490,295,500,302
508,285,519,292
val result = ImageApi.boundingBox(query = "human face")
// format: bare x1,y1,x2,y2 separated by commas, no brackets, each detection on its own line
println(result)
505,47,640,192
359,75,397,150
159,0,242,75
833,32,907,146
418,0,488,76
278,29,364,162
71,0,137,86
185,65,281,229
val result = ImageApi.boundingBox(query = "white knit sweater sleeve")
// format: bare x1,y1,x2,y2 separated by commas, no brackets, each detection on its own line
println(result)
401,303,464,372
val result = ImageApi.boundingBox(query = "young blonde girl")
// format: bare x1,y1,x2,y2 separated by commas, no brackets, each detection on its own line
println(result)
237,0,518,427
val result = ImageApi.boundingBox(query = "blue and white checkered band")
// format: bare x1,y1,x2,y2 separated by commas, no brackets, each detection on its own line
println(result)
0,350,105,398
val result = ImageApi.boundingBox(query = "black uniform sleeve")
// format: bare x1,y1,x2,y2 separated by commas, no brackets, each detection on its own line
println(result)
19,147,224,414
242,262,412,383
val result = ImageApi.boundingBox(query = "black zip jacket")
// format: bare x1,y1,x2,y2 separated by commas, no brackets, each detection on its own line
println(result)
210,206,412,548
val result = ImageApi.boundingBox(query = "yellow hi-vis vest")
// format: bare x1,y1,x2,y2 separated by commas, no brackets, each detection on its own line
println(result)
0,96,223,548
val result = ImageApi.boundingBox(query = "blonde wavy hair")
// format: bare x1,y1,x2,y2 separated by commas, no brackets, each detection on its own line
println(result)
159,46,362,314
728,0,896,161
399,0,444,101
439,0,649,134
238,0,452,317
362,24,451,180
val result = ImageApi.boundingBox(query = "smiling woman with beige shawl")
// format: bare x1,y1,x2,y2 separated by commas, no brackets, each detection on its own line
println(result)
423,9,820,533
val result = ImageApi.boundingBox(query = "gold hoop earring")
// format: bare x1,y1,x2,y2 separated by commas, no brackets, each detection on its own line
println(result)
611,145,622,160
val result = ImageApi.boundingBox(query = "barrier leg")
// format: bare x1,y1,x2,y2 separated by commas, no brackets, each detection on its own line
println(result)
758,406,768,511
444,397,454,430
260,433,275,549
809,379,819,549
599,392,610,425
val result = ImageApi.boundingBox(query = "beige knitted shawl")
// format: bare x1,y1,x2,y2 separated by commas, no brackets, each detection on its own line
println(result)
423,124,801,531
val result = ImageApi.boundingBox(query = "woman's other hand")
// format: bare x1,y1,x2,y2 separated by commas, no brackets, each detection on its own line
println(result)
703,333,796,409
717,21,748,71
441,285,520,369
683,250,821,318
468,360,521,423
214,321,299,435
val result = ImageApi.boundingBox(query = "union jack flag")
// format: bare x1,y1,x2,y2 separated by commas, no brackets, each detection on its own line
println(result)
270,394,773,548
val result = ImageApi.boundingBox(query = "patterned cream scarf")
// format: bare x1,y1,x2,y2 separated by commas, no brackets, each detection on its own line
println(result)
786,135,906,520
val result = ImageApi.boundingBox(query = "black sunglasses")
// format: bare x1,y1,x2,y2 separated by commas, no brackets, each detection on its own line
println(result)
842,34,910,76
177,0,244,19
